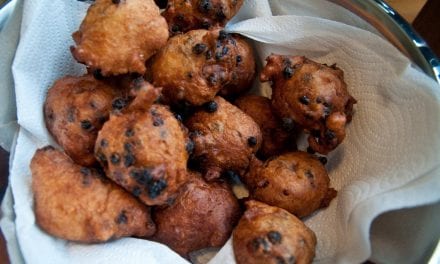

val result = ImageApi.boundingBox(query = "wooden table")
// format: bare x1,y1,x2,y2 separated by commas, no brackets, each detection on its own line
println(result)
0,0,438,263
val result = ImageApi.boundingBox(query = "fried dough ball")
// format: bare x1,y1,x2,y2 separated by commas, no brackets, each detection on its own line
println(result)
260,55,357,154
235,95,296,159
163,0,244,35
233,200,317,264
71,0,169,76
152,172,241,258
44,75,121,166
95,80,189,206
186,96,262,181
244,152,337,218
31,146,156,242
151,29,255,106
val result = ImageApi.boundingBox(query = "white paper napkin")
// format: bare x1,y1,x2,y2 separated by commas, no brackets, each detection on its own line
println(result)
1,0,440,263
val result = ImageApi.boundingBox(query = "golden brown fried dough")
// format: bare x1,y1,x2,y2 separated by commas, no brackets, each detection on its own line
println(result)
163,0,244,34
71,0,169,76
152,172,241,258
244,152,337,218
186,96,262,181
31,146,155,242
235,95,296,158
261,55,356,154
44,75,121,166
151,29,255,106
233,200,317,264
95,81,189,206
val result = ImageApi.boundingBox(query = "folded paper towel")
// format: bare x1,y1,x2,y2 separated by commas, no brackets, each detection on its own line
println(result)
1,0,440,263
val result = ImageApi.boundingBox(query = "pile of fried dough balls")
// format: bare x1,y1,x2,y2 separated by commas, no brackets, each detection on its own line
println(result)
31,0,357,263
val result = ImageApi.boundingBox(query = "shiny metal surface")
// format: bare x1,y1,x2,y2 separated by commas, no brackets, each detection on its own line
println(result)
330,0,440,83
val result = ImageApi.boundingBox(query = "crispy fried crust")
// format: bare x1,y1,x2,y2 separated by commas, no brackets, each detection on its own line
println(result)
152,172,241,258
163,0,244,34
261,54,356,154
233,200,317,264
95,81,189,206
244,152,336,218
71,0,169,76
44,75,121,166
31,146,156,242
186,96,262,181
151,29,255,106
235,95,296,158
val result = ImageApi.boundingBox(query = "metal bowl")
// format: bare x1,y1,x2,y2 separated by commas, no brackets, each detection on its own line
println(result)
330,0,440,83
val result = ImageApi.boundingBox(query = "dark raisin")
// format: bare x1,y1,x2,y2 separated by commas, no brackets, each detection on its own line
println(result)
93,69,104,80
305,170,314,179
319,156,328,165
148,179,167,199
208,74,217,86
218,30,227,40
174,113,183,122
153,116,164,126
82,174,92,186
80,120,93,130
198,0,212,13
222,46,229,55
247,136,257,147
283,66,294,79
316,97,323,104
282,189,289,196
112,0,121,4
125,129,134,137
325,129,335,140
130,168,152,186
132,187,142,197
124,142,132,152
186,140,195,155
204,101,218,112
100,139,108,148
282,118,295,132
132,77,144,90
306,146,315,154
215,51,223,61
187,72,193,79
112,98,127,111
96,152,107,164
193,43,207,54
299,95,310,105
236,55,242,65
124,154,135,167
267,231,281,244
80,167,91,176
116,210,127,224
205,50,212,60
110,153,120,164
251,237,270,253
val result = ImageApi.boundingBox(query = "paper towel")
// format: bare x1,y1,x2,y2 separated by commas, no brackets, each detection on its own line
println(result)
1,0,440,263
